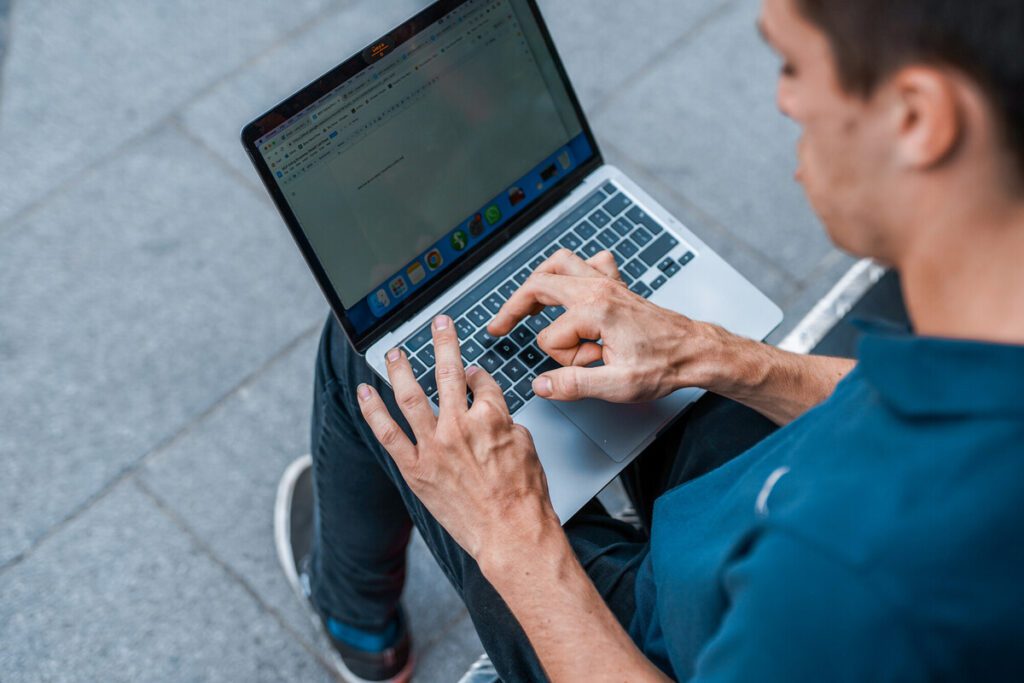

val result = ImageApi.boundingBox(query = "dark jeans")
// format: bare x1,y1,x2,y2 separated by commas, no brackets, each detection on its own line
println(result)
307,315,777,681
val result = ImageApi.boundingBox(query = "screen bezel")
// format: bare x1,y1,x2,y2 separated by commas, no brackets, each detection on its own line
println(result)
240,0,602,354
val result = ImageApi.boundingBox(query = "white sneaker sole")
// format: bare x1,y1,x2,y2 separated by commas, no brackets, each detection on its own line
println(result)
274,454,414,683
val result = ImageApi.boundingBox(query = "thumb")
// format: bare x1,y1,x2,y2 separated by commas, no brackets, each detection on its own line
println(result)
532,364,617,402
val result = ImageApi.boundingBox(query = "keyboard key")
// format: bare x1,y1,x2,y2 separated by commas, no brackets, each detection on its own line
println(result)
467,306,490,327
638,233,679,267
663,261,681,278
529,255,545,269
514,268,531,285
543,244,560,258
517,344,544,367
416,345,435,366
650,275,667,290
589,209,611,228
535,356,560,375
620,272,634,287
495,338,519,359
611,217,632,237
658,257,676,273
596,229,618,249
560,233,582,251
461,338,484,362
475,328,498,348
482,292,505,315
603,193,632,216
602,182,616,195
503,358,528,381
631,226,653,247
542,306,566,322
630,282,653,298
417,373,437,397
493,371,512,393
679,251,695,266
479,350,503,373
514,376,536,401
525,314,550,334
456,317,475,340
581,240,602,258
574,221,597,240
406,325,433,351
504,392,525,414
617,239,639,260
499,281,517,300
510,325,535,346
409,356,427,377
626,206,665,234
623,260,647,279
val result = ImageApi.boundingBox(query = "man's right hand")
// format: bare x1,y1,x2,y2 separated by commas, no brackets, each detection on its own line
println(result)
487,248,736,403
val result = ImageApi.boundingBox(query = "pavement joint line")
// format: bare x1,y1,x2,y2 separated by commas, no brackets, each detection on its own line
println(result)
170,115,270,200
602,138,800,290
0,318,324,577
588,0,739,119
0,0,352,240
130,476,344,681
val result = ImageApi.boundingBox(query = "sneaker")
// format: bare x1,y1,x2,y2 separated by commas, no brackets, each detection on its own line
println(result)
275,454,414,683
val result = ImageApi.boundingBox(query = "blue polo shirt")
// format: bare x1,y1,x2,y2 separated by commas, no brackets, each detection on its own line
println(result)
629,325,1024,680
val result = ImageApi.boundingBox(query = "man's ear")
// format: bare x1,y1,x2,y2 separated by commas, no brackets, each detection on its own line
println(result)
889,66,962,170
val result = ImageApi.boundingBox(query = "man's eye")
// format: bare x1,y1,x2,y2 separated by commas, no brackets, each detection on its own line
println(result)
780,63,797,77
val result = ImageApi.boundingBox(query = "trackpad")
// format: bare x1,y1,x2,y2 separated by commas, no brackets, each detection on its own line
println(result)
552,388,703,461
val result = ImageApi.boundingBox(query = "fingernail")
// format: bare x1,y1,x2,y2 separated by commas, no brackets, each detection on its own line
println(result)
534,376,553,396
433,315,449,330
357,384,371,400
386,348,401,363
466,365,479,376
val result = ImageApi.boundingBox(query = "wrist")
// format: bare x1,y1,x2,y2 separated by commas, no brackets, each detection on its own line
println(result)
477,510,570,590
677,320,772,397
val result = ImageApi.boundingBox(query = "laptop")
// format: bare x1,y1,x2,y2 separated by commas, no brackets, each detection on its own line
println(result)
242,0,783,522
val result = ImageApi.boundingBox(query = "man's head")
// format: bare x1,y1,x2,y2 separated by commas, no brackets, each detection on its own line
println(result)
759,0,1024,264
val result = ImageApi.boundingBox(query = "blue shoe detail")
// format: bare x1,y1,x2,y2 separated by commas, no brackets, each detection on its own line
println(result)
326,615,401,653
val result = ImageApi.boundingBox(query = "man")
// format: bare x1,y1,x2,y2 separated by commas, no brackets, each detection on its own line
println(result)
277,0,1024,679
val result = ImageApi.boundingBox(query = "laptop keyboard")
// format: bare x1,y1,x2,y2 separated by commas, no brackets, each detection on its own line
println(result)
399,182,697,415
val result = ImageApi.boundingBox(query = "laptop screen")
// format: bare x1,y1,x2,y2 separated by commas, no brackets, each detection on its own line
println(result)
251,0,594,338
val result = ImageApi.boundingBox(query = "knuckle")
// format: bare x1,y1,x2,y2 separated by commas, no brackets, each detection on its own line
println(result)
434,363,464,383
377,423,404,447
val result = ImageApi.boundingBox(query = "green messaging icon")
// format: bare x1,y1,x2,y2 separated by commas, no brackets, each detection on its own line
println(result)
450,230,468,251
484,204,502,225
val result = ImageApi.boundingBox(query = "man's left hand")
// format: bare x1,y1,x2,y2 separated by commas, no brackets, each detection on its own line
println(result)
357,314,560,564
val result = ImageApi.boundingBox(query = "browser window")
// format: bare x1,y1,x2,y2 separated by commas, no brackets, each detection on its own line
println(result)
257,0,591,333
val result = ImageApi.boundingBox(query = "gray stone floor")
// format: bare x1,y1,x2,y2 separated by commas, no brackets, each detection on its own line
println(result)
0,0,851,681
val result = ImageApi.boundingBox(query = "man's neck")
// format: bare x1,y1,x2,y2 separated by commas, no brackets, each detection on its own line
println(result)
899,198,1024,345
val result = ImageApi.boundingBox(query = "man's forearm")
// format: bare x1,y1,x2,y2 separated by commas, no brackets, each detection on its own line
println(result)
694,323,855,425
480,526,670,683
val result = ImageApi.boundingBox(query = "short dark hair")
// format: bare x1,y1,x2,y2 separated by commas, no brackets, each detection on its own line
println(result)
796,0,1024,179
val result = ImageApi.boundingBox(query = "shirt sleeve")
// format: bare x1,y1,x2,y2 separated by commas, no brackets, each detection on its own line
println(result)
688,530,927,683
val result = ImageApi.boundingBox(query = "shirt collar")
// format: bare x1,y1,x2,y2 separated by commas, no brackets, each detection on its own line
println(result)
855,319,1024,417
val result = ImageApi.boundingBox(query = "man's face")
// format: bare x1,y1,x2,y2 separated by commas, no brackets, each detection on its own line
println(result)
759,0,899,260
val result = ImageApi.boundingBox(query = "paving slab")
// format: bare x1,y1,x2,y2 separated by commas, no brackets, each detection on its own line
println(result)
0,0,335,226
414,614,486,682
139,331,479,674
592,0,840,285
0,480,334,683
537,0,730,112
0,127,325,567
181,0,430,183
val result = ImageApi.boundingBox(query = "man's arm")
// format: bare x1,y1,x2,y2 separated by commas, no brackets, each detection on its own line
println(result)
488,249,854,425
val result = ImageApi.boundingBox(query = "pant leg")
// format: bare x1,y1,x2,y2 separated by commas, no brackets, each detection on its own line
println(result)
620,393,781,533
308,314,645,681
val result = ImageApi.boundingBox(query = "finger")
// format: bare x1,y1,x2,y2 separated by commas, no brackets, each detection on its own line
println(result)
464,365,506,415
384,347,436,436
489,273,588,336
532,364,619,402
357,383,418,466
586,250,622,281
431,314,468,414
569,342,605,367
535,248,601,278
535,309,603,366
